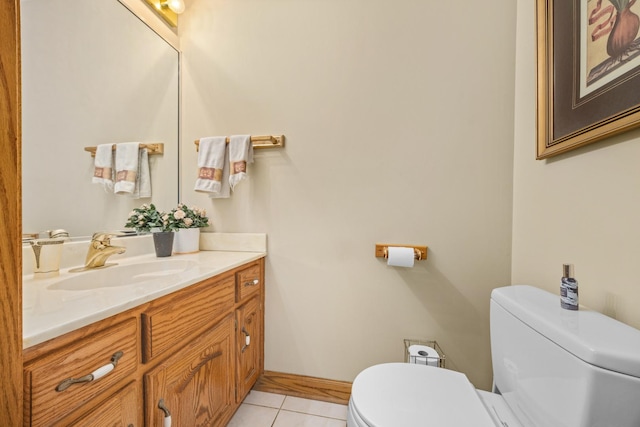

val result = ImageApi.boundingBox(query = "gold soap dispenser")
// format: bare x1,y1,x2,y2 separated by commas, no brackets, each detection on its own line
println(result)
29,230,69,278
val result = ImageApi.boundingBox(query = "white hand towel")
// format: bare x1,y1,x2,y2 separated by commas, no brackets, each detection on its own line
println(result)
92,144,114,191
228,135,253,191
132,147,151,199
210,148,231,199
114,142,139,194
194,136,229,197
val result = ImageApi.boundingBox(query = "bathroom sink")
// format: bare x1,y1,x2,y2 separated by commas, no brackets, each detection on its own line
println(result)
48,260,198,291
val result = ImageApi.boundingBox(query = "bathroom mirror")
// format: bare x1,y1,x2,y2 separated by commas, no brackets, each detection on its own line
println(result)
21,0,180,239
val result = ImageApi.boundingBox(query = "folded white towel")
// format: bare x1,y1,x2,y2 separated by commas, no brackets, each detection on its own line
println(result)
194,136,229,197
92,144,114,191
132,147,151,199
114,142,139,194
228,135,253,191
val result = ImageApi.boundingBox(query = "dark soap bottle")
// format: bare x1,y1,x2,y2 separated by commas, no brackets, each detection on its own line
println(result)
560,264,579,310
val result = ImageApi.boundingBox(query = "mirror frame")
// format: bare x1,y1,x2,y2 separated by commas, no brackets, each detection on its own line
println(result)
1,0,22,423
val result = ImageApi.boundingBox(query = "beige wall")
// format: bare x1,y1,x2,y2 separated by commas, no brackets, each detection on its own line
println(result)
180,0,516,390
513,0,640,329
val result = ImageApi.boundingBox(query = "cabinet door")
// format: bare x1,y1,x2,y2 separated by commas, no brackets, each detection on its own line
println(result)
62,381,140,427
236,296,262,402
145,315,235,427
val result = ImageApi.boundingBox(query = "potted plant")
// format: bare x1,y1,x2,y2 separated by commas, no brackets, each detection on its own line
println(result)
124,203,178,257
170,203,209,253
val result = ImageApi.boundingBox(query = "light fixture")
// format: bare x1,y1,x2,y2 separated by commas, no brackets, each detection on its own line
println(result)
162,0,185,14
143,0,185,28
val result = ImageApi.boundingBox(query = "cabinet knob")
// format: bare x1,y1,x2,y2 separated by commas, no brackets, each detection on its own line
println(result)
55,351,123,392
158,399,172,427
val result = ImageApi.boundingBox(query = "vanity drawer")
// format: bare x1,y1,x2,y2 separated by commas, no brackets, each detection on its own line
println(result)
141,274,235,362
236,262,263,303
24,318,138,427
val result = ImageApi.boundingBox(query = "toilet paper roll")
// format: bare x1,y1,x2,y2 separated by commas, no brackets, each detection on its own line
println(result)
387,247,414,268
408,345,440,367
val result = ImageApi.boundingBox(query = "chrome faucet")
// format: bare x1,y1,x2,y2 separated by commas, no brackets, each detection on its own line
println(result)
71,232,126,271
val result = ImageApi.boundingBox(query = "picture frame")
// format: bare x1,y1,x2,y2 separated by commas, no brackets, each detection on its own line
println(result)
536,0,640,159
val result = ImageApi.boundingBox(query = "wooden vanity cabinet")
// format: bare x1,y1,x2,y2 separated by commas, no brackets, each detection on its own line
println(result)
23,257,265,427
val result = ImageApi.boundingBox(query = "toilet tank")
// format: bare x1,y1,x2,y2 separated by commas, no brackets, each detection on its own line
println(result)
490,285,640,427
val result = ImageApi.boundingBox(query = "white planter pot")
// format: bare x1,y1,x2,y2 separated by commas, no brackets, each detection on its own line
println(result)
172,228,200,254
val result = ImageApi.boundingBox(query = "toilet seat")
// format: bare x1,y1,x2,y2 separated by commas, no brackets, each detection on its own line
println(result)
349,363,499,427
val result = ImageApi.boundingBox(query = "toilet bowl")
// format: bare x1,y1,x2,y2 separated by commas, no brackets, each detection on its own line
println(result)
347,363,516,427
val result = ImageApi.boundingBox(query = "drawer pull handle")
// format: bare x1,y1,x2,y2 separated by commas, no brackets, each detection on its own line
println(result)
158,398,172,427
245,279,259,287
55,351,123,392
241,326,251,352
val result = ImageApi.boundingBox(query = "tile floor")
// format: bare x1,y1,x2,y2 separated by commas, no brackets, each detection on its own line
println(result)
228,390,348,427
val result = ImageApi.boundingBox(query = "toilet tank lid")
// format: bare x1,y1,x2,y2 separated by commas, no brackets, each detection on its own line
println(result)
491,285,640,379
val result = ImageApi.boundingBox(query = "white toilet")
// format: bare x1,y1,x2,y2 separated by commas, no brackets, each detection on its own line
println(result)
348,285,640,427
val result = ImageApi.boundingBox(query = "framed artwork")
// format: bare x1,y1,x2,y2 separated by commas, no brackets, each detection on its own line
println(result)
537,0,640,159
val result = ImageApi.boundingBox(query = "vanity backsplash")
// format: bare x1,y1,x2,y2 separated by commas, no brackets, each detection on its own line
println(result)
22,232,267,276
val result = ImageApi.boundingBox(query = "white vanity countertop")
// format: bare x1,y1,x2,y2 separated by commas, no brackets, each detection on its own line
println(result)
23,250,265,349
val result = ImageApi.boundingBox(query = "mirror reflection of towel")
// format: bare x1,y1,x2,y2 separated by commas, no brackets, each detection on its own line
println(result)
228,135,253,191
92,144,114,191
132,148,151,199
114,142,139,194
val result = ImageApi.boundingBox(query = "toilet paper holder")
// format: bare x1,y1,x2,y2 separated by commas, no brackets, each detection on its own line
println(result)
375,244,427,261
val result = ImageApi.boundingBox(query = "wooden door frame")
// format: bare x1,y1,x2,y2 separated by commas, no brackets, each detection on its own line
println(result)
1,0,23,425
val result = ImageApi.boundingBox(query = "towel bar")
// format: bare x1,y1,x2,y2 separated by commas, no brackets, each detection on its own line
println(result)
194,135,285,150
84,143,164,157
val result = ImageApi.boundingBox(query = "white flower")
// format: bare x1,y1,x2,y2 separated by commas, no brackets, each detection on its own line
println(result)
184,218,194,227
174,209,186,220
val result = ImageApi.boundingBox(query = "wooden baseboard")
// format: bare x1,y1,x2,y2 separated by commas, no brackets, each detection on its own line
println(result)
252,371,352,405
